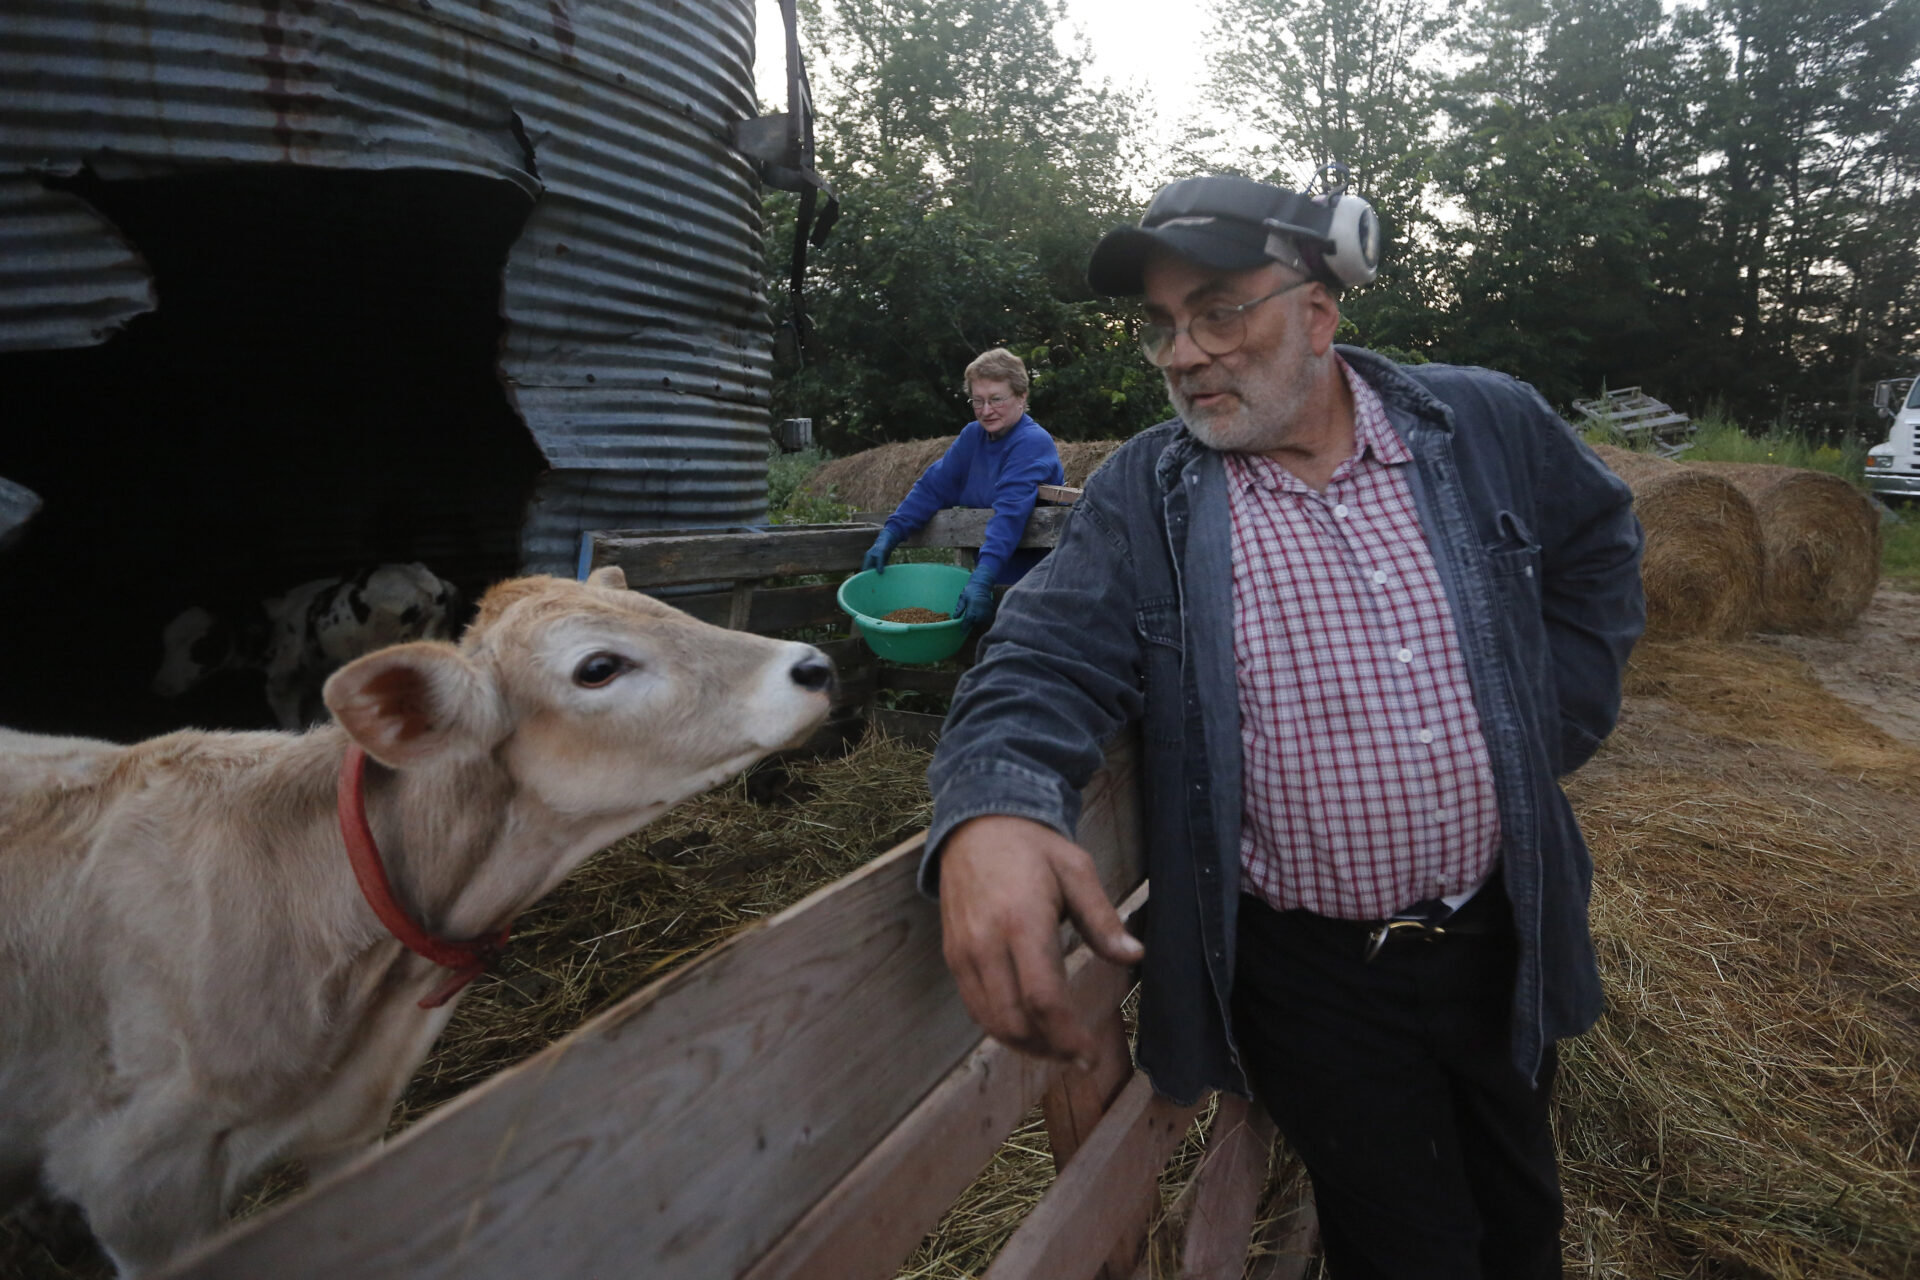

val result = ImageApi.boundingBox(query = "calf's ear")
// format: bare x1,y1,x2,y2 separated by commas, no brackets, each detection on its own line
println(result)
586,565,628,590
324,642,504,767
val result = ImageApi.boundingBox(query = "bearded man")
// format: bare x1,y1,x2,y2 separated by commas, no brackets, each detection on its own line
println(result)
922,174,1645,1278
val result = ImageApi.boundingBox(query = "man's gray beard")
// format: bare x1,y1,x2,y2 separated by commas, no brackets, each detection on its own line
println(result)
1165,340,1317,455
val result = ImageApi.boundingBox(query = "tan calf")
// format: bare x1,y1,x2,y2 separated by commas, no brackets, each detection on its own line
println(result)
0,568,834,1276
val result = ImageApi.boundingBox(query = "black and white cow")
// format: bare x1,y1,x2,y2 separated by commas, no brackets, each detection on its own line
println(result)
153,563,462,729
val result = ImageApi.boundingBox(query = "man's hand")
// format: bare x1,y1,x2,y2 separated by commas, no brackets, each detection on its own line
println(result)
939,814,1145,1065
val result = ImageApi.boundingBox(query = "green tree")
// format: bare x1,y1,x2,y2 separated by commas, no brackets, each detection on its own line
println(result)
1198,0,1455,357
766,0,1171,450
1430,0,1692,405
1679,0,1920,433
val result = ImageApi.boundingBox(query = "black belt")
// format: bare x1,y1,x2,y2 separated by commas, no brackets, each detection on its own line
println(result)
1352,871,1509,962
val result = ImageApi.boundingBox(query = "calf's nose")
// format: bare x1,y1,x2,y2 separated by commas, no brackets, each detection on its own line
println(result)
789,649,835,693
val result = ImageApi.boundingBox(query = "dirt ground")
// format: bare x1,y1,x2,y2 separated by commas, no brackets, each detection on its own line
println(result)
1766,584,1920,745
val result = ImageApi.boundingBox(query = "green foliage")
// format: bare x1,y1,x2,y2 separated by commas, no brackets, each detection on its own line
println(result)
1583,410,1872,481
766,0,1169,451
1881,510,1920,590
767,445,830,512
1197,0,1455,356
765,0,1920,465
1680,414,1869,481
766,446,855,525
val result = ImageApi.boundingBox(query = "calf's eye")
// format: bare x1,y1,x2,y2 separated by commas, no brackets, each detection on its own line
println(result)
573,652,630,688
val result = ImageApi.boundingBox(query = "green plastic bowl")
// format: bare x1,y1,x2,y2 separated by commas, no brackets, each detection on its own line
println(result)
838,563,973,664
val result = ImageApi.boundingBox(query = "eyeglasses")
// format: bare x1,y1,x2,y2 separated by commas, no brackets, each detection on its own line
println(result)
1138,279,1311,367
968,392,1019,412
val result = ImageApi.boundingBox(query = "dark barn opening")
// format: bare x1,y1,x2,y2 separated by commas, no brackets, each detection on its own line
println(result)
0,166,546,739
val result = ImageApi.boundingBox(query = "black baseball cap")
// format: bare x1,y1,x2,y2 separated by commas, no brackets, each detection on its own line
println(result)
1087,175,1317,297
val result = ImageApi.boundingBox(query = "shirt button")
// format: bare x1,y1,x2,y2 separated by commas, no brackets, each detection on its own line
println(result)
1417,728,1434,744
1525,565,1534,577
1372,569,1387,585
1396,647,1413,663
1333,503,1350,518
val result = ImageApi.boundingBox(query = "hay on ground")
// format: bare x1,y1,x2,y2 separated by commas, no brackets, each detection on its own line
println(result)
1556,640,1920,1277
13,633,1920,1279
1592,444,1765,640
1687,460,1881,634
913,637,1920,1278
394,730,937,1124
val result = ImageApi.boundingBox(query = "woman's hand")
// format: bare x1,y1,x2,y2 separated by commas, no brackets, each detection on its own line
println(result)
862,529,900,574
955,566,996,630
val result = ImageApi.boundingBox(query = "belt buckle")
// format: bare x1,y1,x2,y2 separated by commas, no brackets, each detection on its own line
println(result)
1364,917,1447,962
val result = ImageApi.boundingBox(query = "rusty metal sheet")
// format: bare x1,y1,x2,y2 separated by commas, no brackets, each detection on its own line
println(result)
0,0,773,565
0,175,155,351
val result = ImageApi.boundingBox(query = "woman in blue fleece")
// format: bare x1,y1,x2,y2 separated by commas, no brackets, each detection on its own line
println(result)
861,348,1065,631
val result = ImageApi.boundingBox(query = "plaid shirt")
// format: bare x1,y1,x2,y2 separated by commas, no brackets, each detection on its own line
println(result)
1227,357,1500,920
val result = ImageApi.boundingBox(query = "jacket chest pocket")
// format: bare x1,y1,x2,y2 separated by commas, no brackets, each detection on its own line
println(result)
1486,510,1543,600
1485,510,1552,705
1135,596,1185,747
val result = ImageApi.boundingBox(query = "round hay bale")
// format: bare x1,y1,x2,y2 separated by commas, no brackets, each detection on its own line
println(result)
1685,461,1880,634
1591,444,1765,640
802,437,955,512
1056,439,1124,488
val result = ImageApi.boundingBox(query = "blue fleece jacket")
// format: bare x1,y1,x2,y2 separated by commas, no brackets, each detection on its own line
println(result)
882,415,1065,584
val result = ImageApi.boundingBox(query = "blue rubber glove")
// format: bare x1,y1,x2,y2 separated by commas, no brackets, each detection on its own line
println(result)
954,567,997,632
862,528,900,575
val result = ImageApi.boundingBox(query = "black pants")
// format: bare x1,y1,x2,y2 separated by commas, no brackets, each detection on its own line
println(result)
1231,887,1563,1280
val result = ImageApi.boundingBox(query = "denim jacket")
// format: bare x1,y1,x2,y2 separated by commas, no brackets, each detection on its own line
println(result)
923,347,1645,1104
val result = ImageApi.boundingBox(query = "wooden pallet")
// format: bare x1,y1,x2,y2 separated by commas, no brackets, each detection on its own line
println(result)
1572,387,1695,456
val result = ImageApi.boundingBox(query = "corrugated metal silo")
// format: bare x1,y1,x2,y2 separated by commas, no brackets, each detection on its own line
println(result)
0,0,787,735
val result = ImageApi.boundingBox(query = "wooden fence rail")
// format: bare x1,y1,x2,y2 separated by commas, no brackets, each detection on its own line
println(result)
164,742,1144,1279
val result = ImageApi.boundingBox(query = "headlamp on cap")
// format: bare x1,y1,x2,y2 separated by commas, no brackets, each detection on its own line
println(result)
1263,180,1382,289
1085,170,1383,296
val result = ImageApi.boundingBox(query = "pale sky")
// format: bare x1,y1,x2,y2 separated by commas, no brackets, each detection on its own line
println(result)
751,1,1209,146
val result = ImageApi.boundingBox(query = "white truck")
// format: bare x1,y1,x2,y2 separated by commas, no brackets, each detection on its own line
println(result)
1866,377,1920,499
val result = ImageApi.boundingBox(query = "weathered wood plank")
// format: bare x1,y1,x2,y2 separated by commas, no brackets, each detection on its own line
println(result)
655,582,849,633
740,885,1147,1280
867,707,946,749
983,1073,1206,1280
1249,1188,1319,1280
591,525,878,589
1178,1096,1277,1280
1041,1006,1150,1280
875,664,962,698
1036,484,1083,505
164,739,1143,1280
854,508,1072,551
907,507,1071,551
1042,1010,1132,1170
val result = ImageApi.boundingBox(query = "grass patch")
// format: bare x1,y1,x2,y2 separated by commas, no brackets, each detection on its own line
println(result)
768,445,854,525
1582,411,1870,483
1881,510,1920,592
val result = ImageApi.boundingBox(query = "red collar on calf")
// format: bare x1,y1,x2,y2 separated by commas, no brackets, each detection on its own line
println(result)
336,744,511,1009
